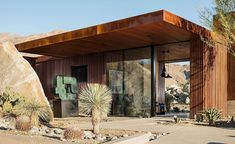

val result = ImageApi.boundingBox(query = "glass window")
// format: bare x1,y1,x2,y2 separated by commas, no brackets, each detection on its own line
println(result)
106,47,151,116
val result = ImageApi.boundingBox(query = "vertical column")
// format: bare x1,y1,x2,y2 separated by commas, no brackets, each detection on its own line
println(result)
157,62,165,104
190,39,204,118
190,38,228,118
151,45,157,117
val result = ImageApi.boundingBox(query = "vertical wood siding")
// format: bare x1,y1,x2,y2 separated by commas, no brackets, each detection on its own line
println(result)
36,53,106,100
190,39,204,118
190,38,228,117
228,49,235,100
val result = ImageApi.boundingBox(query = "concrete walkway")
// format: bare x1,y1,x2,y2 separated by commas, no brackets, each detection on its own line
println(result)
79,117,235,144
148,125,235,144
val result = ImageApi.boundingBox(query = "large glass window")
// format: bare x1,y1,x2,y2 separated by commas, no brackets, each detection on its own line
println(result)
106,47,151,116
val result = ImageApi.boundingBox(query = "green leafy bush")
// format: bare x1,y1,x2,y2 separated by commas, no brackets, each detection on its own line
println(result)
203,108,221,126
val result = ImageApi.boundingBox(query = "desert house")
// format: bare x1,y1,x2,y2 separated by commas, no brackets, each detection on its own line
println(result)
15,10,235,118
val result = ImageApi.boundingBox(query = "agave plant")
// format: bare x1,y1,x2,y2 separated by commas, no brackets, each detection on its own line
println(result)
14,99,52,126
203,108,221,126
79,83,112,134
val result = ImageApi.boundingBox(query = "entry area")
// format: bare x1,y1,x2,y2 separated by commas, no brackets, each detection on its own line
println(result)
161,61,190,117
156,42,190,117
105,41,191,117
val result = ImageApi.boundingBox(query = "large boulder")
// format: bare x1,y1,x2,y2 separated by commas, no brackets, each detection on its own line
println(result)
0,42,50,107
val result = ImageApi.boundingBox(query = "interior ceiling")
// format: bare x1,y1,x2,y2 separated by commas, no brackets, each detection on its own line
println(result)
157,41,190,62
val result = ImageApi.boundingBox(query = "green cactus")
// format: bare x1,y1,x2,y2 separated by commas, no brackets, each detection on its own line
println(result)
0,87,26,117
2,102,13,113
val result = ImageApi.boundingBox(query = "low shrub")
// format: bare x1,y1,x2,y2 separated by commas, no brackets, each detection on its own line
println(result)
64,126,83,140
14,99,52,126
15,115,31,131
203,108,221,126
0,87,25,117
195,113,205,123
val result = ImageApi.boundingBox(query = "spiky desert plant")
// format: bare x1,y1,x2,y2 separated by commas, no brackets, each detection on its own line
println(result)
79,83,112,134
64,126,83,140
203,108,221,126
0,87,26,117
15,115,31,131
14,99,52,126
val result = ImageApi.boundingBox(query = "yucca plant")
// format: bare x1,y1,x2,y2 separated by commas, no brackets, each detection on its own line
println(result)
203,108,221,126
79,83,112,134
14,99,52,126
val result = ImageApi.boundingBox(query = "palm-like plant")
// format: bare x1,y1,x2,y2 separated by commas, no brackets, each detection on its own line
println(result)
14,99,52,126
79,83,112,134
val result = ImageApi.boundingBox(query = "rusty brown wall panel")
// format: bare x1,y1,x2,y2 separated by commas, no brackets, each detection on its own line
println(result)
190,38,228,118
190,39,204,118
36,53,106,100
228,51,235,100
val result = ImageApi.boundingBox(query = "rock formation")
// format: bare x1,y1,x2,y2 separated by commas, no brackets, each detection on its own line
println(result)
0,42,50,107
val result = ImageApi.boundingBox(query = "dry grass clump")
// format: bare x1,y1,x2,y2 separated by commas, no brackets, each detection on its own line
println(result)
64,126,83,140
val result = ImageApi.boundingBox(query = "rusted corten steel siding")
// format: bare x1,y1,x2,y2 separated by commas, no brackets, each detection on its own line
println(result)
36,53,106,100
190,38,228,118
228,46,235,101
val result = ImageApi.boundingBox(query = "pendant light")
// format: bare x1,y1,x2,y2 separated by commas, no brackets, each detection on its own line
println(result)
160,50,172,79
160,65,167,78
165,50,172,78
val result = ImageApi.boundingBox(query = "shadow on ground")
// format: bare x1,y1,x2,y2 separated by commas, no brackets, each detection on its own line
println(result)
207,142,226,144
194,121,235,130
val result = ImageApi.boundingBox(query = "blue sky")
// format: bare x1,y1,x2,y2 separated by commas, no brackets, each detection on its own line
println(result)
0,0,213,36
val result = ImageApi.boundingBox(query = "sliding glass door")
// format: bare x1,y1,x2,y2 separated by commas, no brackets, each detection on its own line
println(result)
106,47,151,116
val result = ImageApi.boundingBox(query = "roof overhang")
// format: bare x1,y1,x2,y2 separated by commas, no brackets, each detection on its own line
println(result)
15,10,209,57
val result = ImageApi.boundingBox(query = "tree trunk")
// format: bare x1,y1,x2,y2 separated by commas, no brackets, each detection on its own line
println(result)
92,108,101,134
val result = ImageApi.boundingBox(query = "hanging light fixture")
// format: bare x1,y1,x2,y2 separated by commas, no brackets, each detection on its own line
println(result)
160,65,167,78
160,50,172,79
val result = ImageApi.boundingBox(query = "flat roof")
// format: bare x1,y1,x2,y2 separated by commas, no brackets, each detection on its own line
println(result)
15,10,209,57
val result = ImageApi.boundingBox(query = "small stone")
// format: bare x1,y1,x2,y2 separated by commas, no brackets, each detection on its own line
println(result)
147,132,152,135
162,133,167,136
156,134,162,139
84,131,94,139
149,135,155,140
48,130,56,136
45,129,50,134
112,136,118,140
54,128,63,135
60,138,66,141
29,126,40,134
123,134,128,138
95,134,106,141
